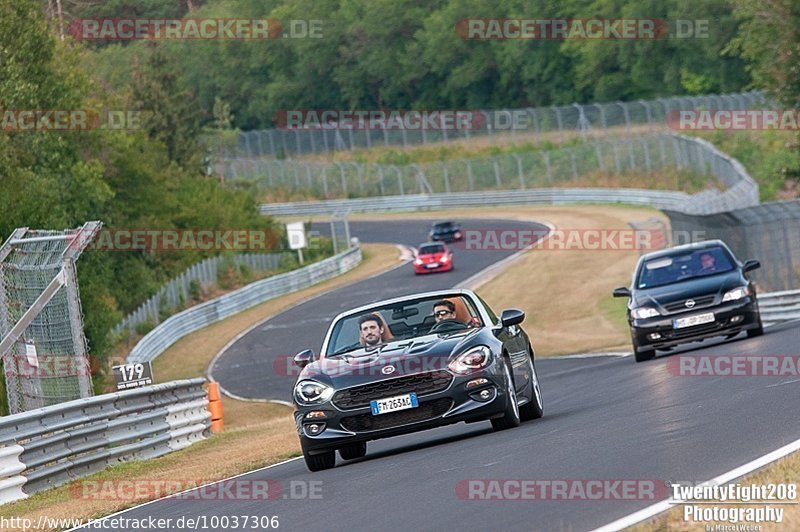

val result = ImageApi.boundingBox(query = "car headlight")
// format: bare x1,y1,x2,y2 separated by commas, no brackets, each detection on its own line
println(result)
631,307,660,319
454,231,462,238
294,380,334,405
449,346,492,375
440,255,449,262
722,286,750,302
414,258,423,265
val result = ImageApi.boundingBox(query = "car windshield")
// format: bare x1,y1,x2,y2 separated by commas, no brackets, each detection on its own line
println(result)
325,294,483,356
637,246,735,289
419,244,444,254
432,222,453,231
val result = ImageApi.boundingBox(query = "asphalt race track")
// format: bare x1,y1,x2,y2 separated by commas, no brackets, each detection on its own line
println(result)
80,219,800,531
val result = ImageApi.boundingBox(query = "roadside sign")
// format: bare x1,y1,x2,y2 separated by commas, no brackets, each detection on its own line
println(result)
112,361,153,391
286,222,307,250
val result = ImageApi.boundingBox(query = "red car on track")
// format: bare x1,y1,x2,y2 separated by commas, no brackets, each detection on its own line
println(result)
413,242,454,274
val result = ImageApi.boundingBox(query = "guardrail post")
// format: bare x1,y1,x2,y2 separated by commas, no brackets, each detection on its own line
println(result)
513,154,525,189
543,152,552,183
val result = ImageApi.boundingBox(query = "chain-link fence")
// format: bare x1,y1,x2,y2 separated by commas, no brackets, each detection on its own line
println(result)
665,200,800,292
110,252,293,339
0,223,100,414
112,215,352,340
231,134,759,215
220,91,765,160
329,212,352,254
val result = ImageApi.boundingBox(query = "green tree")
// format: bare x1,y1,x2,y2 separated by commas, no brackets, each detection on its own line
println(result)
131,44,201,166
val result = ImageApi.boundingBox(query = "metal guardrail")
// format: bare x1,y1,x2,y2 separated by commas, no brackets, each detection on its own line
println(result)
127,246,362,364
760,290,800,327
0,378,209,505
257,134,758,217
261,188,691,216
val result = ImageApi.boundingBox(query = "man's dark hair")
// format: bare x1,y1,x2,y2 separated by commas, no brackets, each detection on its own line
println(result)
433,299,455,313
359,313,383,329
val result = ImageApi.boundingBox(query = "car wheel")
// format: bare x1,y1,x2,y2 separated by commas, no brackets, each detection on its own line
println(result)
519,354,543,421
491,360,521,431
633,339,655,363
303,449,336,471
338,442,367,460
747,317,764,338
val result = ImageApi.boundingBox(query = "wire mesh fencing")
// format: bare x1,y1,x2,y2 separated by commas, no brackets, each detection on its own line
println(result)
665,200,800,292
218,91,765,160
0,222,101,414
110,252,293,339
229,134,759,215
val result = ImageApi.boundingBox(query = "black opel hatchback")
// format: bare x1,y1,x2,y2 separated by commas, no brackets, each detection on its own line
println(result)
613,240,764,362
429,221,463,243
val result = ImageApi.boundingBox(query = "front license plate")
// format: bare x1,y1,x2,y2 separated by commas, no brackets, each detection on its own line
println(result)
673,312,715,329
425,263,439,268
370,393,419,415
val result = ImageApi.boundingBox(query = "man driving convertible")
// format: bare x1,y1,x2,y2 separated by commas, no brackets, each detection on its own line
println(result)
432,299,457,323
429,299,472,333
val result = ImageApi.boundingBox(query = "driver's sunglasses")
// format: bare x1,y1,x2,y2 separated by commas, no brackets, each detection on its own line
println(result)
434,310,454,317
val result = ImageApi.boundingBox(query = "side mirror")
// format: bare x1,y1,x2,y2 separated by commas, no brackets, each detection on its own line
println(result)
293,349,315,368
500,308,525,328
743,259,761,273
613,287,631,298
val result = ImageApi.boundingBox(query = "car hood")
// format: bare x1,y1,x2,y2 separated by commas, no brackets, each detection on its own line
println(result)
633,270,744,309
418,252,446,261
301,329,481,385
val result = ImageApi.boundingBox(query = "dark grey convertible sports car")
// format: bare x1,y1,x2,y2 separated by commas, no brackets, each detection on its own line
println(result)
291,289,544,471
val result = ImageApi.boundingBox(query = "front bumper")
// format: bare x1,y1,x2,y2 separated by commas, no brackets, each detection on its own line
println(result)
413,262,453,274
430,233,461,242
294,366,509,455
631,297,760,351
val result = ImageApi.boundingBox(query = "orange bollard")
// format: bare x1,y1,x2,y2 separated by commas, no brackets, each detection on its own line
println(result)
207,381,224,433
208,381,221,402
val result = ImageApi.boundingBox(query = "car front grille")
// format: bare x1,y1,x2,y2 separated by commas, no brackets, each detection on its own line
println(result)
332,370,452,410
340,398,454,432
663,295,717,313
